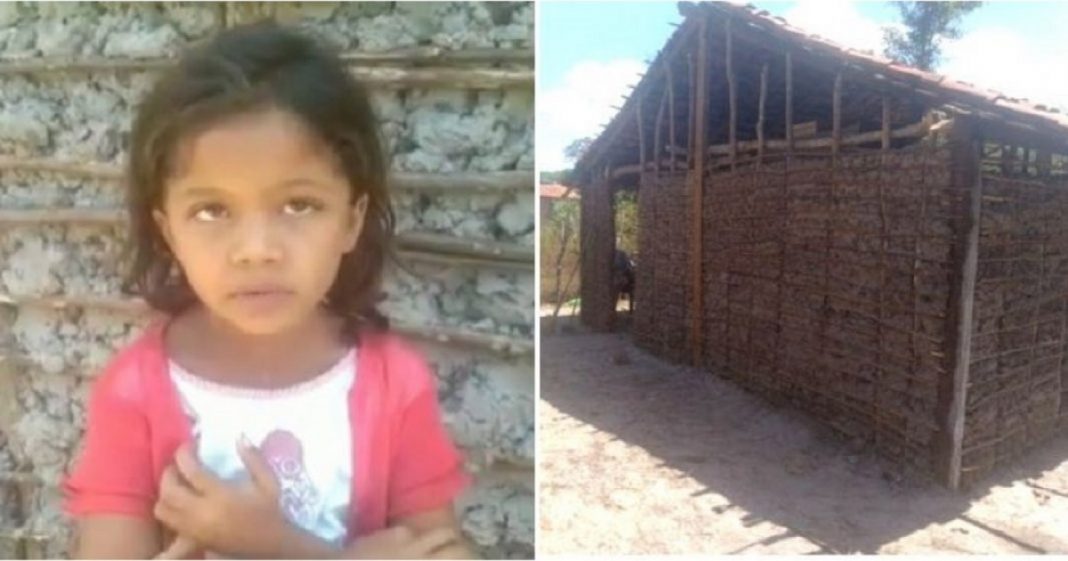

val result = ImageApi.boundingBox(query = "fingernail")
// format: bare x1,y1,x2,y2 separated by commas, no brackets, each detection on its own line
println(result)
238,433,252,449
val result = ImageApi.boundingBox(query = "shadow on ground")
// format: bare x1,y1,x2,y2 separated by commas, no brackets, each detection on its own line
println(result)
539,320,1068,554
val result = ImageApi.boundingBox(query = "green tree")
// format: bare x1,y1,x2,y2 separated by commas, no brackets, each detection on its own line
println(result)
563,137,593,163
883,2,981,71
539,169,570,184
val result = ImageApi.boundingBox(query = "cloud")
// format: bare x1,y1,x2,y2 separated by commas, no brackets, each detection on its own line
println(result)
782,0,885,54
941,28,1068,112
781,1,1068,111
537,58,646,171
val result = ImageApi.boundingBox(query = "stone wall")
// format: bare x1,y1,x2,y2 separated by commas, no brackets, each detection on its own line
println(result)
0,2,534,558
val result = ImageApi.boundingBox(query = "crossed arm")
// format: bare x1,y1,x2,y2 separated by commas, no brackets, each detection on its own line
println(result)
73,443,472,559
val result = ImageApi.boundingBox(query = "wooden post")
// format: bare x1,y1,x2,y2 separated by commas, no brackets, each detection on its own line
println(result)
726,17,737,171
938,119,981,490
687,53,695,169
690,14,710,366
881,96,891,151
832,71,842,165
637,95,647,172
785,51,793,156
1037,148,1052,178
757,63,767,168
667,64,677,173
655,85,667,174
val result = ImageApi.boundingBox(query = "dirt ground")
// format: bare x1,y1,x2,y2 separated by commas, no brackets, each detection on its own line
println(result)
538,317,1068,555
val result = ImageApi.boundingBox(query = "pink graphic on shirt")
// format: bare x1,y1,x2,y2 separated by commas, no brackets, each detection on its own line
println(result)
260,429,321,526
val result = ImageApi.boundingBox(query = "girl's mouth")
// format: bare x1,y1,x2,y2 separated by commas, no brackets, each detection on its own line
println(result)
229,287,296,313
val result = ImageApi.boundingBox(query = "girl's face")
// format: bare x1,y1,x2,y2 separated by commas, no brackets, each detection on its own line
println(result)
153,107,368,336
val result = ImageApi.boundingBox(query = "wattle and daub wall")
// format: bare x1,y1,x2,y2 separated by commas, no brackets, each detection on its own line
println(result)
0,2,534,558
629,138,1068,488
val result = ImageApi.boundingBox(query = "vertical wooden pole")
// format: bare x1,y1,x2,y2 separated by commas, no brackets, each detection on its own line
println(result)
1037,148,1052,178
690,14,709,366
687,53,695,169
938,119,981,490
667,64,677,173
726,18,737,171
757,63,767,169
655,86,667,175
881,95,891,153
832,71,842,165
785,51,793,156
637,95,647,172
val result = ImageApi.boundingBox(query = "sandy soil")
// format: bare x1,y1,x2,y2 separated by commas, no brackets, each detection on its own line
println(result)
538,320,1068,555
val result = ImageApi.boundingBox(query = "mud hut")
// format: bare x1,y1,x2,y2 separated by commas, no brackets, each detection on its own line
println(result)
572,1,1068,489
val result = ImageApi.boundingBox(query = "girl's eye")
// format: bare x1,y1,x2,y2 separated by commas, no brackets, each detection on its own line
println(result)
283,198,323,216
191,203,228,222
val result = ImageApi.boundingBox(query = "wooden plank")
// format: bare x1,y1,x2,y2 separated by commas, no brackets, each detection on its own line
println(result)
832,71,842,164
938,119,981,490
667,63,678,173
654,83,668,174
0,293,534,356
687,52,696,169
690,14,710,366
785,51,794,156
702,117,931,156
0,157,533,193
726,17,737,171
757,63,768,168
637,95,647,172
882,95,891,152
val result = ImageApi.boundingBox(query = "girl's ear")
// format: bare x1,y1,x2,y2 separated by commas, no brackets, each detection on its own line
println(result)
343,194,369,254
152,209,175,252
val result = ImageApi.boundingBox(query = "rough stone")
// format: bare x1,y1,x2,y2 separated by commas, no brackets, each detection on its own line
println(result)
0,3,533,556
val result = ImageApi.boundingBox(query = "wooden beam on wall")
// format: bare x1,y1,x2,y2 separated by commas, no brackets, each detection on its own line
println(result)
757,63,768,168
687,52,696,169
785,51,794,156
726,17,737,172
881,95,891,151
654,83,668,174
690,13,710,366
667,63,678,173
637,95,647,172
832,71,842,164
938,119,982,491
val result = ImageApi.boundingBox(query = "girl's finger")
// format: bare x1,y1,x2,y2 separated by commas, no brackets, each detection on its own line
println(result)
235,435,280,497
158,466,198,511
410,528,461,556
155,534,201,560
173,443,221,495
153,499,182,530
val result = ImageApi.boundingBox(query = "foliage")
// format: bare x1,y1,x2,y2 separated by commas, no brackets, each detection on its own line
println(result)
882,2,981,71
540,169,570,184
564,137,594,163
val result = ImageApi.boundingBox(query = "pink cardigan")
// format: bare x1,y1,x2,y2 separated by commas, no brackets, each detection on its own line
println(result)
63,318,469,545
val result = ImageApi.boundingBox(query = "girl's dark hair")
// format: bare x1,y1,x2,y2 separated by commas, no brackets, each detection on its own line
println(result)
122,21,393,338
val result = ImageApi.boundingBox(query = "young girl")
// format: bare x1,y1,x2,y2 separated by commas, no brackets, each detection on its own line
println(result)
62,21,471,559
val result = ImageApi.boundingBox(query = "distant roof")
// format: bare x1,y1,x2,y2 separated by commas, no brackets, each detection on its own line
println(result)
540,183,580,199
575,1,1068,178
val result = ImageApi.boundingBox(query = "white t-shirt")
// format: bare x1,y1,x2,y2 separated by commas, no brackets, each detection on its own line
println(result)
169,348,356,548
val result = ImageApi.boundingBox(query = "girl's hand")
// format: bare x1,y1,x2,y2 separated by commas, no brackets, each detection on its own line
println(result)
155,534,200,560
342,526,463,559
153,439,291,558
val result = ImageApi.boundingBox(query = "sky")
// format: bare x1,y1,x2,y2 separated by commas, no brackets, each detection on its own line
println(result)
537,1,1068,171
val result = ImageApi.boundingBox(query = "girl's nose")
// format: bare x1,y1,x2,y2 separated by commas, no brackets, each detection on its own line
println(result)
229,214,285,266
